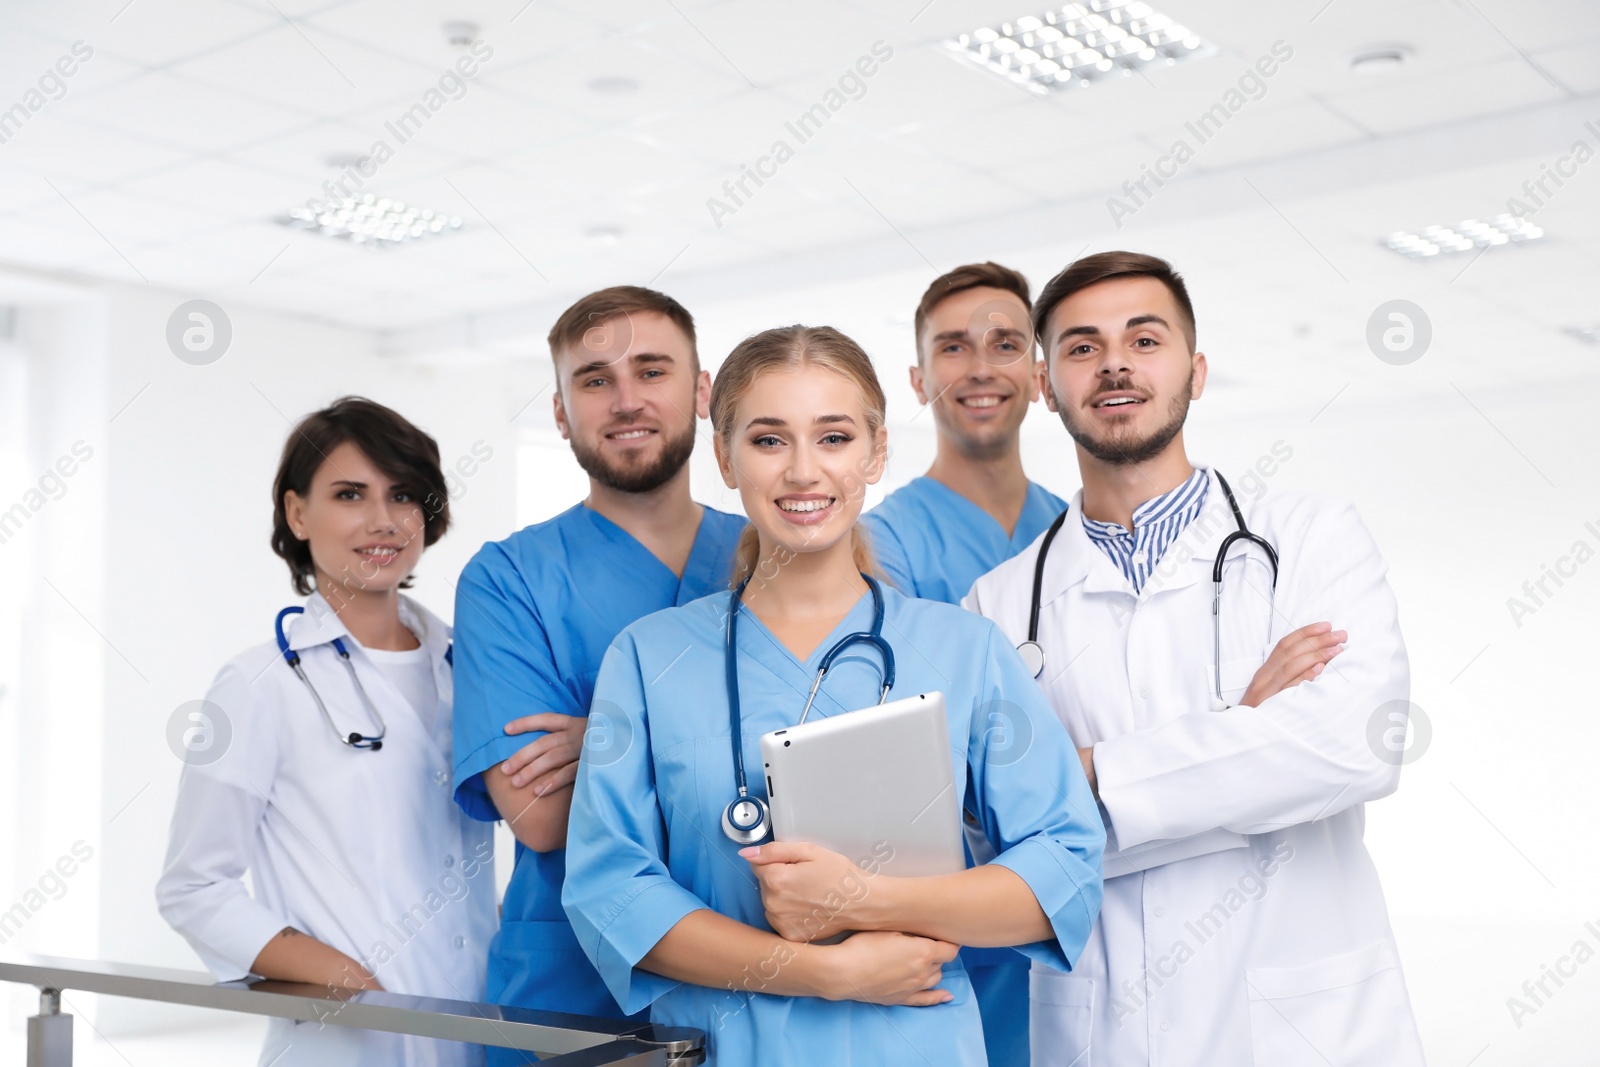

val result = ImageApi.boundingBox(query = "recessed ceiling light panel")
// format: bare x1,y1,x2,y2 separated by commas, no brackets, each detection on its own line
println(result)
279,194,464,248
943,1,1215,95
1383,214,1543,259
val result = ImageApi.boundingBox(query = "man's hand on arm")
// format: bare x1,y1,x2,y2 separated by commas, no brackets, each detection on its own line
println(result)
1239,621,1345,709
484,712,587,853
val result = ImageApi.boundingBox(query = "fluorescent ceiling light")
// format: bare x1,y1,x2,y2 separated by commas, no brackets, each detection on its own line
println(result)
1382,214,1544,259
943,1,1215,96
280,195,464,248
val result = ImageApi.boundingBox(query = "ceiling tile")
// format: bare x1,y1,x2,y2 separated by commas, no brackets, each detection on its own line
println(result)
21,0,281,68
0,116,195,188
121,158,322,221
50,70,315,152
1186,99,1369,171
820,45,1040,136
626,0,882,86
302,0,603,69
1003,138,1172,200
1324,55,1568,135
488,36,748,125
173,22,444,116
350,84,590,161
1527,39,1600,94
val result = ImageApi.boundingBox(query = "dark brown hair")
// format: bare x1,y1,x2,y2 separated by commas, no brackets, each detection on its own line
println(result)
709,325,886,587
1032,251,1197,357
270,396,451,595
547,285,698,372
914,261,1032,360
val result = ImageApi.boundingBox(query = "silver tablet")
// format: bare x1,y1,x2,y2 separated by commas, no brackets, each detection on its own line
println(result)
759,692,966,878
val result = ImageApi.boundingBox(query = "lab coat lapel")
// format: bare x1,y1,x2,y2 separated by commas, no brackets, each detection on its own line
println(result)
1134,467,1240,601
1036,492,1127,606
286,591,353,650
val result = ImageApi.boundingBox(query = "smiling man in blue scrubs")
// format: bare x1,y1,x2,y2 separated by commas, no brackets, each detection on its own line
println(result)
451,286,744,1061
861,262,1065,1066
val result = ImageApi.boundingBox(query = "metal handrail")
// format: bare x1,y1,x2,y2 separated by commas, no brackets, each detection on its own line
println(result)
0,955,703,1066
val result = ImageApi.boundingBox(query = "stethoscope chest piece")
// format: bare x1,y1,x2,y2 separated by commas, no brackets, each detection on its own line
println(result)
721,795,771,845
1016,640,1046,680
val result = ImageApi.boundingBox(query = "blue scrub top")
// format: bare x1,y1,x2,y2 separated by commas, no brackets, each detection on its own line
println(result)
863,477,1067,605
451,502,746,1028
562,584,1105,1067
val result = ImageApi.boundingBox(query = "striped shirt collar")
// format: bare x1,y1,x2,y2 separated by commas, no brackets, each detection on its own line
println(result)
1080,467,1210,593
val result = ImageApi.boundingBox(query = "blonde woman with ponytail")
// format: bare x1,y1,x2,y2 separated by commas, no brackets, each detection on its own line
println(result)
562,326,1104,1066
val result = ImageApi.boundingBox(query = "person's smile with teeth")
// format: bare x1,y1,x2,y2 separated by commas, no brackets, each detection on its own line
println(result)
958,393,1005,409
777,495,835,513
1091,392,1146,410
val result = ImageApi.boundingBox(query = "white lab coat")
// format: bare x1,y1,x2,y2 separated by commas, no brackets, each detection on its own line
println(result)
965,468,1425,1067
157,593,496,1067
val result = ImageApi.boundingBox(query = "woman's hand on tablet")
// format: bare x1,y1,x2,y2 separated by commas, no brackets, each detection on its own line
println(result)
741,841,873,943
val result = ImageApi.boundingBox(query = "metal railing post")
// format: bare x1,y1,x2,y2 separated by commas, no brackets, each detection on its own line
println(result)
26,988,73,1067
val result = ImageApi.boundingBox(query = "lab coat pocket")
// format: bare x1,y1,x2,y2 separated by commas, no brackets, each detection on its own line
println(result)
1029,964,1092,1067
1245,939,1420,1066
1210,657,1258,709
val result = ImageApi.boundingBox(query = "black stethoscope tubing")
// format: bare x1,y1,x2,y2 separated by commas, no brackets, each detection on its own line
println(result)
1017,472,1280,701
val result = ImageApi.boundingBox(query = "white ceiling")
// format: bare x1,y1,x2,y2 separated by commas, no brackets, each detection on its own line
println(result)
0,0,1597,359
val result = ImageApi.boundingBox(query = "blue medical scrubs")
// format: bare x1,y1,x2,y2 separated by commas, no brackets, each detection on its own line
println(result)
452,502,745,1062
562,585,1104,1067
863,475,1068,1065
864,476,1067,605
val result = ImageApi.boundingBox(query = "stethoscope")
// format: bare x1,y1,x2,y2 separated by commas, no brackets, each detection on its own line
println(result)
720,573,896,845
1015,472,1279,711
274,605,396,751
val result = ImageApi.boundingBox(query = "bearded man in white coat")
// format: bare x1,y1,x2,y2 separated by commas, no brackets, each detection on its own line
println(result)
964,251,1426,1067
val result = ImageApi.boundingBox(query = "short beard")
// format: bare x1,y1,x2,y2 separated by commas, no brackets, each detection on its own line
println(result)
571,422,697,493
1055,371,1192,466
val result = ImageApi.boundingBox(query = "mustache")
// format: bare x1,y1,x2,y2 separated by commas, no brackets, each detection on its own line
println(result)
1087,378,1150,402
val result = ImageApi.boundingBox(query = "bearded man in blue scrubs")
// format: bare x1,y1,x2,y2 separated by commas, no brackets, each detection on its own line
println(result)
861,262,1065,1065
451,286,745,1061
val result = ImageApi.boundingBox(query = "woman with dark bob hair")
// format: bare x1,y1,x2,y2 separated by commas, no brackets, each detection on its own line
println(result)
157,397,495,1067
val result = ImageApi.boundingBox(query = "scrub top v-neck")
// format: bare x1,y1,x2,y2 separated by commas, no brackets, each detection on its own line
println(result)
863,476,1067,604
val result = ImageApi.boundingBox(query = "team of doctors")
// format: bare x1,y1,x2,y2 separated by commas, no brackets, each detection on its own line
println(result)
155,251,1427,1066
